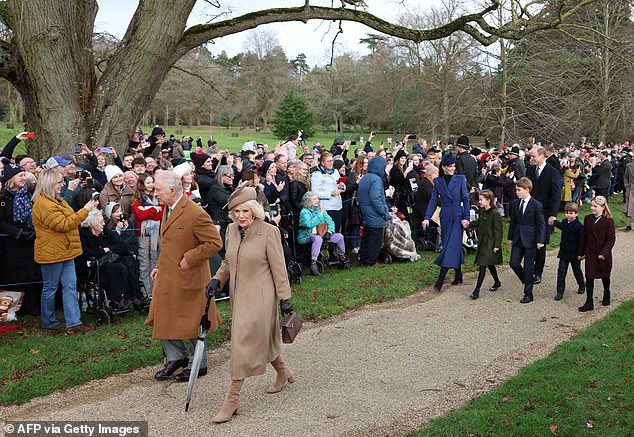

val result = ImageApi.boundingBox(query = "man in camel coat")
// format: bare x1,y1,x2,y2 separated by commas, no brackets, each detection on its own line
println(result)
145,171,222,382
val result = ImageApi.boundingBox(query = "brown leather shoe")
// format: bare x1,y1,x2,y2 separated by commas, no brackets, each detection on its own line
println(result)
65,324,95,335
174,367,207,382
154,358,189,380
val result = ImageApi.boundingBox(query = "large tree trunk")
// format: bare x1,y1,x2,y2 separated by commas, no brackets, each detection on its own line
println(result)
3,0,196,156
5,0,97,154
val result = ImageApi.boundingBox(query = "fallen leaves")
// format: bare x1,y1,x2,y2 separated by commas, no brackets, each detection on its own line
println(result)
549,423,558,435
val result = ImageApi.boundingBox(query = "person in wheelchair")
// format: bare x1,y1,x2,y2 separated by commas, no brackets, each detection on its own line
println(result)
80,209,140,312
297,191,348,276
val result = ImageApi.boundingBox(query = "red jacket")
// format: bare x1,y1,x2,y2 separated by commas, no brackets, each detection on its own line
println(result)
132,197,163,236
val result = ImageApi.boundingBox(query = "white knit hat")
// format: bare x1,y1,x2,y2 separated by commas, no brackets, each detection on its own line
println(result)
173,162,192,179
104,201,120,220
104,164,124,182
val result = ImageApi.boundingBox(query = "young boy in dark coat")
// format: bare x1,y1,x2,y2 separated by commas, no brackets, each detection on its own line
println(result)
553,202,585,300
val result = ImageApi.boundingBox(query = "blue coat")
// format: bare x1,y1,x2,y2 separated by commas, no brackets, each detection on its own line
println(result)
357,157,390,228
424,174,470,268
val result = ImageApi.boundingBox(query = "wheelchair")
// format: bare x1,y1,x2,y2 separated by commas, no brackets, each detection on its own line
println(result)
76,257,129,326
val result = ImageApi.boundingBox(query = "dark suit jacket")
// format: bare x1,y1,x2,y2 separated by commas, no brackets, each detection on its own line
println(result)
592,159,612,190
508,197,546,248
546,154,562,174
526,163,562,218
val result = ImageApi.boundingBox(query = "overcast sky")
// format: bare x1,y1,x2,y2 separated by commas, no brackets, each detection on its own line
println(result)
95,0,435,67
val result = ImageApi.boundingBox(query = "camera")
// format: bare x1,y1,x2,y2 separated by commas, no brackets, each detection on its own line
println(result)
119,215,127,223
348,135,356,146
270,205,279,217
74,144,82,154
40,159,46,166
75,169,83,178
407,134,417,140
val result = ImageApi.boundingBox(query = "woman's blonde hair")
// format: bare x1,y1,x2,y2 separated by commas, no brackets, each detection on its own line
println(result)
32,169,63,202
593,195,612,218
228,199,265,222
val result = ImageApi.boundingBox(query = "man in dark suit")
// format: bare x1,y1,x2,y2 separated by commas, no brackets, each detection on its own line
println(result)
455,135,478,191
526,146,563,284
592,149,612,198
544,143,562,174
508,178,546,303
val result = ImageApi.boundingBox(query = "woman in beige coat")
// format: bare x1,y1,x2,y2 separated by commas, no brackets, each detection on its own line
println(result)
209,186,294,423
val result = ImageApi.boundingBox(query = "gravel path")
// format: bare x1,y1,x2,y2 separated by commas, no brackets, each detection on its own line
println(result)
3,229,633,436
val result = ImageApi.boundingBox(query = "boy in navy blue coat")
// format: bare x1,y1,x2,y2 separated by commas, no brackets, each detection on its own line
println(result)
553,202,585,300
508,177,546,303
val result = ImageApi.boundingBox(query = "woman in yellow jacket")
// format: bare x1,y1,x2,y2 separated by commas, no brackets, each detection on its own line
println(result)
32,170,99,334
561,165,580,205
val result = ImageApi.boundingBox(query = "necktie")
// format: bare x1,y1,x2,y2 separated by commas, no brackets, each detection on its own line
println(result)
536,166,541,178
520,200,525,214
166,207,171,221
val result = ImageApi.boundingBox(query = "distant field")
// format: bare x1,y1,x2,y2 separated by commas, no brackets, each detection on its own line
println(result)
0,124,487,159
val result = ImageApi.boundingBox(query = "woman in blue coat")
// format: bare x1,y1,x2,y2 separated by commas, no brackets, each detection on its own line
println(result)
422,153,471,291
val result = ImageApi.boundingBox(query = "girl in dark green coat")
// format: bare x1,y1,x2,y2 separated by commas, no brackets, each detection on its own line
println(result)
469,190,503,299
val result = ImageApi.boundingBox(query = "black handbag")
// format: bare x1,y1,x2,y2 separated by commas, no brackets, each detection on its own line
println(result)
281,311,302,344
98,251,120,266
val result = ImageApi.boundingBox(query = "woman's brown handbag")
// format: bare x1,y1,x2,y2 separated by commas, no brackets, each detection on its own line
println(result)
282,312,303,344
316,222,328,237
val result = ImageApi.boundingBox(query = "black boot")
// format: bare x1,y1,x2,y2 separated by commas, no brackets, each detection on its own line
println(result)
602,289,611,306
451,268,463,285
338,253,350,269
310,261,321,276
470,290,480,300
520,293,533,303
578,288,594,312
554,289,564,301
489,282,501,291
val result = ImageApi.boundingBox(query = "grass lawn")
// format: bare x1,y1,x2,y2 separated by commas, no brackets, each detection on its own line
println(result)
0,189,627,407
412,297,634,437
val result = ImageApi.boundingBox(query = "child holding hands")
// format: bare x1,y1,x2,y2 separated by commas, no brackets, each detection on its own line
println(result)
469,190,503,299
578,196,616,312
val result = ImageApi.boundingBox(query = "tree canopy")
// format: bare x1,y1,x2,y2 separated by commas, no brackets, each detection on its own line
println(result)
0,0,610,155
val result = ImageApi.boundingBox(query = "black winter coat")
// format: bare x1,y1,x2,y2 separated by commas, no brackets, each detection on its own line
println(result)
0,190,41,287
205,182,234,232
195,168,216,202
554,217,583,261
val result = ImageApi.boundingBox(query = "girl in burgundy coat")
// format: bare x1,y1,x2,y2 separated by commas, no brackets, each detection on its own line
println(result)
578,196,616,312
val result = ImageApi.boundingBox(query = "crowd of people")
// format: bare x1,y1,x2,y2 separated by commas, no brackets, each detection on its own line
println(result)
1,127,631,422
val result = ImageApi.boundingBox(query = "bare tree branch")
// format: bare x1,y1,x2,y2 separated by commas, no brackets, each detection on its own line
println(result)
171,64,227,100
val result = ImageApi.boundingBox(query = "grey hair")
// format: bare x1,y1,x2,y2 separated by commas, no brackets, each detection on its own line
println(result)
301,191,317,209
215,165,234,185
81,209,104,229
155,170,183,194
228,199,265,221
